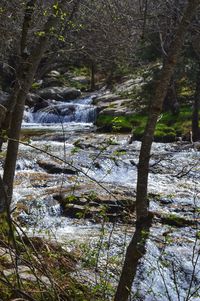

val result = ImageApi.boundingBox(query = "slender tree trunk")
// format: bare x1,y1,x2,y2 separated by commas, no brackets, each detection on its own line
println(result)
114,1,199,300
2,0,81,208
192,67,200,141
2,5,63,206
90,61,95,91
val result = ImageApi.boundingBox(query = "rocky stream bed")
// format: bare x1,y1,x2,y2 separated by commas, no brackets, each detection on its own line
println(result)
1,90,200,300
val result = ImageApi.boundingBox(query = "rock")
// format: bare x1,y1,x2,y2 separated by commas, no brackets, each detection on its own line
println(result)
114,77,144,93
38,160,77,175
42,77,64,88
54,187,135,222
93,93,119,105
99,99,134,117
61,204,101,219
47,70,61,77
71,76,90,85
94,91,134,117
0,247,14,267
37,87,81,101
32,99,50,112
3,266,51,285
26,92,40,107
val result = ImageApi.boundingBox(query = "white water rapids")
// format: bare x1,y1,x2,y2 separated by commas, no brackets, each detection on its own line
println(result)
9,94,200,300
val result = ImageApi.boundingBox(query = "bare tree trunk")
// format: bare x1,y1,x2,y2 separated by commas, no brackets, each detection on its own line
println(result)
90,61,96,91
192,67,200,141
2,3,65,207
114,1,199,300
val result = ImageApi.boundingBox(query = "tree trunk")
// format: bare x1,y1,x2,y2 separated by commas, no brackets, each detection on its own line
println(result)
192,67,200,141
90,61,95,91
2,7,63,207
163,78,179,114
114,1,199,300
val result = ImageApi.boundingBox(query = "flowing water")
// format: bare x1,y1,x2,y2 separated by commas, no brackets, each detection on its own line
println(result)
11,94,200,300
23,96,97,124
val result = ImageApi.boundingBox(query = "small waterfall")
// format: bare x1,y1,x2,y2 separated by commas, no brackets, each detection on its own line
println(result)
23,96,96,124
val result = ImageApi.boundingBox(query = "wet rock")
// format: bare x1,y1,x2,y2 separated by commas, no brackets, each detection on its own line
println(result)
54,188,135,222
93,161,101,169
26,92,40,107
159,213,198,227
74,138,96,149
37,86,81,101
32,99,50,112
62,204,101,219
37,160,77,175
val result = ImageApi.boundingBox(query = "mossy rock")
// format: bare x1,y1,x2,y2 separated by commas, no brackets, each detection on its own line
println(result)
161,214,196,227
96,106,199,142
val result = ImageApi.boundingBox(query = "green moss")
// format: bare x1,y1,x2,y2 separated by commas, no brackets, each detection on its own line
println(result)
97,106,198,142
96,114,147,133
154,124,176,142
161,214,195,227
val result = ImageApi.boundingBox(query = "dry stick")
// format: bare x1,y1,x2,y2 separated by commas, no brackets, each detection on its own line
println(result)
185,198,200,301
171,262,181,301
103,221,116,299
157,262,172,301
13,226,54,301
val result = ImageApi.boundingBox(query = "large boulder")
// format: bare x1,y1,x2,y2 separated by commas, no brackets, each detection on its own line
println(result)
93,93,119,105
114,77,144,94
37,87,81,101
98,98,134,116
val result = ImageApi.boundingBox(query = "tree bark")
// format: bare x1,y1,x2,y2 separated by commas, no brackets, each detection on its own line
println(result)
114,1,199,300
90,61,96,91
2,3,65,206
192,67,200,141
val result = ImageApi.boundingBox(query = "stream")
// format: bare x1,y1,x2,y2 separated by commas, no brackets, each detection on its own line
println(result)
8,94,200,300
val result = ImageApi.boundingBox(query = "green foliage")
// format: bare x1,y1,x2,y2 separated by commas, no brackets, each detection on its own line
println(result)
154,124,176,142
35,31,46,37
65,194,78,204
87,190,98,201
31,81,42,90
70,66,90,77
71,146,80,154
